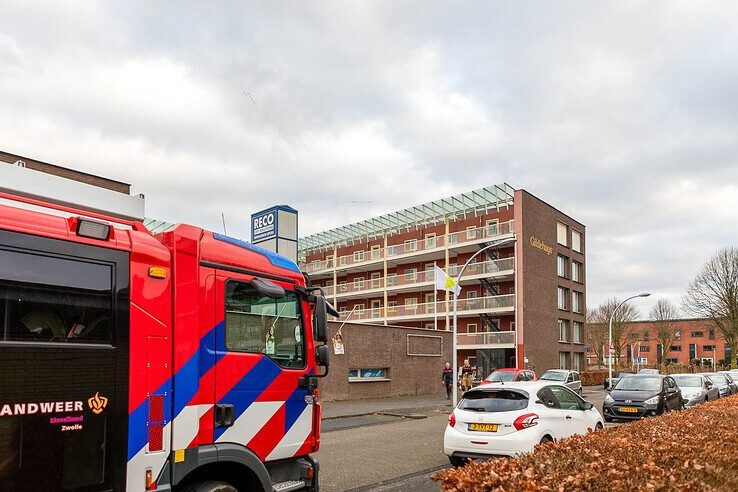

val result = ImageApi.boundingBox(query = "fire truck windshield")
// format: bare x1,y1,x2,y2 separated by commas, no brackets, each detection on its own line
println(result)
225,281,306,369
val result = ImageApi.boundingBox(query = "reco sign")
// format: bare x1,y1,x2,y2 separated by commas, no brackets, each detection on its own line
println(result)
252,211,276,241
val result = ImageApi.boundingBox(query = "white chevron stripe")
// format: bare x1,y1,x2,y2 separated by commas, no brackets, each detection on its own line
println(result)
215,401,282,444
172,403,213,450
265,404,313,462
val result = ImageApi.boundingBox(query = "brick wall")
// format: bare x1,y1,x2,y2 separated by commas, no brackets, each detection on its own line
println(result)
320,321,453,401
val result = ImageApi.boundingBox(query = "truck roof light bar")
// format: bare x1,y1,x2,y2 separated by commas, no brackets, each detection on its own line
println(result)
76,218,111,240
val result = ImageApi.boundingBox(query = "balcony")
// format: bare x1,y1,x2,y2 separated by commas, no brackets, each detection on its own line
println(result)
323,257,515,299
336,294,515,323
303,219,515,276
457,331,515,349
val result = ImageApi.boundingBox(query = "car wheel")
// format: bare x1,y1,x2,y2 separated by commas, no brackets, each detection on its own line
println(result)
183,481,239,492
595,422,604,431
449,456,468,468
539,435,553,445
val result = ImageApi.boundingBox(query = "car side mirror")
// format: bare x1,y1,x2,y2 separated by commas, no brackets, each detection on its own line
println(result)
582,402,594,410
316,344,330,367
313,295,329,343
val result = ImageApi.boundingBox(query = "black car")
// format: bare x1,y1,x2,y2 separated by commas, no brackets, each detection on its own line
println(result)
604,371,630,390
602,375,683,422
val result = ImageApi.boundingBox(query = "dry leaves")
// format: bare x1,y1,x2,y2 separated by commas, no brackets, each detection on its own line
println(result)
433,395,738,491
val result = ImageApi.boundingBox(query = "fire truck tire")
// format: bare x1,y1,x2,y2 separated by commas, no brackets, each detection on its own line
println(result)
182,480,238,492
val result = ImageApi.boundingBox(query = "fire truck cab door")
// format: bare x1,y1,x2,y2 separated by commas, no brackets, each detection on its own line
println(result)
213,273,314,462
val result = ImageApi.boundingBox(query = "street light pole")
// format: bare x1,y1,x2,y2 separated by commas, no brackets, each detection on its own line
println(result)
608,293,650,387
452,237,516,406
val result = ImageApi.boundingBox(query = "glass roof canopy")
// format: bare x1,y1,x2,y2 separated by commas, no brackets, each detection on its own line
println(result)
299,183,515,253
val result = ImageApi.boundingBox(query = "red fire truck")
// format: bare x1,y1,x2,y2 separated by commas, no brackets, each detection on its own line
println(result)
0,179,331,491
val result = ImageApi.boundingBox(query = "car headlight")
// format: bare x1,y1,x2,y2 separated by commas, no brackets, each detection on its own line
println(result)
604,394,614,404
644,396,660,405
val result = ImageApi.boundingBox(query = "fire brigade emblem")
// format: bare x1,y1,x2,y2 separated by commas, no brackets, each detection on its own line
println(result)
88,392,108,414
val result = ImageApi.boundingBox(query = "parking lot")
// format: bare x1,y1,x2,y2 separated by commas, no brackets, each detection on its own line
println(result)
317,386,612,491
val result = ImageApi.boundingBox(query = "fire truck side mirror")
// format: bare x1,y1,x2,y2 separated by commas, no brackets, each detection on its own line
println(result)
313,296,329,343
316,344,330,367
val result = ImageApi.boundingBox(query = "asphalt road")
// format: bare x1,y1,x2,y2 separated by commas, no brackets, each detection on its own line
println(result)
317,387,612,491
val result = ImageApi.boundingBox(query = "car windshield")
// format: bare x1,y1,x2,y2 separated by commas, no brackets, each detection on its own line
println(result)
540,370,567,382
672,375,702,388
614,376,662,391
486,371,516,382
706,374,727,384
639,369,659,375
458,390,529,412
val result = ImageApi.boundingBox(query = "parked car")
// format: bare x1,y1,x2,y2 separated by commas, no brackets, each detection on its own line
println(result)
671,374,719,407
638,368,660,375
539,370,582,394
444,381,603,466
480,368,537,385
701,373,736,398
602,375,682,422
718,371,738,394
604,371,630,390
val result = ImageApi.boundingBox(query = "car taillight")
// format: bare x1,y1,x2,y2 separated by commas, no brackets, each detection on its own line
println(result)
448,412,456,427
513,413,539,431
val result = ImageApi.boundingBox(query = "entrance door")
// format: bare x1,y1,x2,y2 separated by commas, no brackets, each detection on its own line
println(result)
213,273,314,462
0,229,129,491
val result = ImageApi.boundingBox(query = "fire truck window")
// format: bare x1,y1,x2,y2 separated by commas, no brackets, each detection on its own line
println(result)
225,281,305,369
0,248,114,345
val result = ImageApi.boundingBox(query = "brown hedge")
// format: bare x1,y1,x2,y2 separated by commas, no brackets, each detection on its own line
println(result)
434,395,738,491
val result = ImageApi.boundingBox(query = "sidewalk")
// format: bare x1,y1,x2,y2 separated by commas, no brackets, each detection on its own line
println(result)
322,393,453,419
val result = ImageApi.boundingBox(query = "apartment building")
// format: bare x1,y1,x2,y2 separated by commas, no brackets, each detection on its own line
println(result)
299,185,587,376
586,318,730,367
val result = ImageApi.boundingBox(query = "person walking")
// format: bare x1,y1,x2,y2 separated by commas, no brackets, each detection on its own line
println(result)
460,359,474,394
441,362,453,399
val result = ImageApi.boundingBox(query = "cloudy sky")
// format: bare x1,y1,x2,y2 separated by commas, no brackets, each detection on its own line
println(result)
1,1,737,315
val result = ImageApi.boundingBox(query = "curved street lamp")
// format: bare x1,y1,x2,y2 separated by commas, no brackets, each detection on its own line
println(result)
452,237,516,406
608,293,651,386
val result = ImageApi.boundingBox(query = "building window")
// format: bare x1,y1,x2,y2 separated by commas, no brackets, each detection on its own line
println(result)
370,245,381,259
326,255,335,268
425,293,436,311
354,277,365,290
675,330,681,341
572,291,583,313
387,301,397,315
509,287,515,294
486,219,500,236
404,239,417,252
349,368,389,381
559,352,569,369
640,345,651,353
467,323,478,334
709,329,715,340
572,261,582,282
425,233,437,249
557,222,568,246
558,319,570,342
643,330,650,341
354,303,365,311
691,331,704,338
404,268,417,282
573,322,583,344
572,230,582,253
425,323,435,330
386,273,397,287
670,345,681,352
573,353,584,371
467,291,478,299
371,272,381,288
339,256,348,266
557,287,569,310
703,345,716,351
466,226,477,239
353,250,365,262
628,331,638,340
404,298,417,313
557,254,569,278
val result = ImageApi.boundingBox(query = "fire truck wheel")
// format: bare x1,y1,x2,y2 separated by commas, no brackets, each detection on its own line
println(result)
183,480,238,492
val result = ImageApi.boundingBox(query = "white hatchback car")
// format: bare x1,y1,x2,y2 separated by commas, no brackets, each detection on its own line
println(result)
444,381,604,466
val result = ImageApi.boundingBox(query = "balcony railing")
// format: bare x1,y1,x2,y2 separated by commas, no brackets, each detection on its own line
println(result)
457,331,515,346
323,257,515,297
336,294,515,322
303,219,514,274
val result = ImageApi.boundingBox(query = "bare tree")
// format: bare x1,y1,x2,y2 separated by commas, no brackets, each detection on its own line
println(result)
585,308,608,367
684,247,738,368
590,298,640,367
650,299,680,371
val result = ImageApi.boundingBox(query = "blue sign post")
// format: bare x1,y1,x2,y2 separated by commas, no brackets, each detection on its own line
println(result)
250,205,298,263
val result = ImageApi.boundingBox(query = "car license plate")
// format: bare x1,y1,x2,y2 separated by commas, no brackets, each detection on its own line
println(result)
468,423,498,432
619,407,638,413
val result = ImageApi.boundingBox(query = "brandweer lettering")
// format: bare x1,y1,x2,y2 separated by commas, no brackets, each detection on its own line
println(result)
0,400,84,416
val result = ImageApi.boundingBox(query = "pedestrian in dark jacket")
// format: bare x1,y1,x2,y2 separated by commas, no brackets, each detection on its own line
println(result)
441,362,453,399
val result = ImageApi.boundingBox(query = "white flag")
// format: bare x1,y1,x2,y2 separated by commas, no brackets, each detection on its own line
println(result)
434,264,461,296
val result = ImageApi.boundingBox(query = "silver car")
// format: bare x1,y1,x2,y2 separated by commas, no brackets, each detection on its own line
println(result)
539,369,582,394
718,371,738,394
701,373,736,398
672,374,719,407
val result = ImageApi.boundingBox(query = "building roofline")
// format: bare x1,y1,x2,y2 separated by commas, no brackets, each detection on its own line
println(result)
588,317,716,325
299,183,516,253
517,189,585,228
